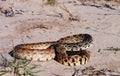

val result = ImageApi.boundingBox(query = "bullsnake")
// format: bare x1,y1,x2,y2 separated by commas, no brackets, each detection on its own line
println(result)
12,34,93,66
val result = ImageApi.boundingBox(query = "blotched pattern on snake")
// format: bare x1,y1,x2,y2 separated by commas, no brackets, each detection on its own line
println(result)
11,34,93,66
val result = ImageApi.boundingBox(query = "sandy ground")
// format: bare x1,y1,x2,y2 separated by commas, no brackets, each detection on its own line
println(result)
0,0,120,76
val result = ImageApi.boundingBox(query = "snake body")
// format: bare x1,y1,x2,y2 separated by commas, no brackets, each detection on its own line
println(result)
14,42,56,61
12,34,93,66
57,34,93,51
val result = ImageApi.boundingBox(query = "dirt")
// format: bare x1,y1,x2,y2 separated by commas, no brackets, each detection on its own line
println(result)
0,0,120,76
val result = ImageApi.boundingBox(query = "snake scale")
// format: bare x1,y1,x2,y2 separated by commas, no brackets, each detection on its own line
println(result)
12,34,93,66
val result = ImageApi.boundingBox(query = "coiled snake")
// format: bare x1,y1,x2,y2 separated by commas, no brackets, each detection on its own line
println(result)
11,34,93,66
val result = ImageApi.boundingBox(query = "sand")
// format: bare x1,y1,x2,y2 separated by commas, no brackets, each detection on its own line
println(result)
0,0,120,76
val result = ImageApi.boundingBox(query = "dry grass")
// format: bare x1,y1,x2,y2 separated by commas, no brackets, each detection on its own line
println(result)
0,54,41,76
